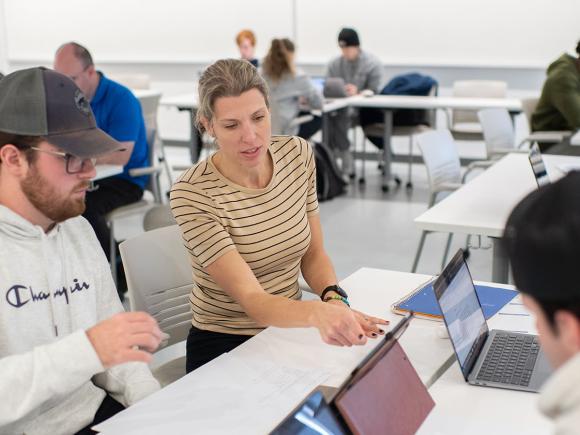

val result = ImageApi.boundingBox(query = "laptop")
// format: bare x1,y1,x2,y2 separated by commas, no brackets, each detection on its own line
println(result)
528,143,550,188
434,249,552,393
310,76,326,96
323,77,347,98
271,313,435,435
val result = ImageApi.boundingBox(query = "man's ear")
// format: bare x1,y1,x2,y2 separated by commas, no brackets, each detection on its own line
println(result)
554,310,580,353
0,144,29,176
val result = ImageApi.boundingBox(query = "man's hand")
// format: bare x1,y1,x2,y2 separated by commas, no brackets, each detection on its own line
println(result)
86,312,162,368
345,84,358,96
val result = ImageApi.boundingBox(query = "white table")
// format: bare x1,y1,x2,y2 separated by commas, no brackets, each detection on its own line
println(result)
94,164,123,180
94,268,457,434
348,95,523,191
415,153,580,283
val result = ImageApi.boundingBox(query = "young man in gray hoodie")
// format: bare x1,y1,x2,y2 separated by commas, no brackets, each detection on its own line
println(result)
0,68,162,434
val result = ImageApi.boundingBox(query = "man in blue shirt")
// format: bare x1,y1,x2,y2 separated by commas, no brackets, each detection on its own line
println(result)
54,42,149,262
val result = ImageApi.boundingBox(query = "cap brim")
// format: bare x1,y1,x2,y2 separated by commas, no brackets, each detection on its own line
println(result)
46,127,125,158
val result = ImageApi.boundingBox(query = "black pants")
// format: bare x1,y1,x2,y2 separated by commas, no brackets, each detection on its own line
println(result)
186,326,253,373
74,394,125,435
297,111,322,141
83,177,143,260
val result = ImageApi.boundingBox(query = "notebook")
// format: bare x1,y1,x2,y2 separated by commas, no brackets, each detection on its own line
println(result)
392,278,517,320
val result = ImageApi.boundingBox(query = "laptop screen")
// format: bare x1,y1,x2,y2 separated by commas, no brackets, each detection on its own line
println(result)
310,76,325,95
270,390,346,435
528,143,550,188
434,250,489,380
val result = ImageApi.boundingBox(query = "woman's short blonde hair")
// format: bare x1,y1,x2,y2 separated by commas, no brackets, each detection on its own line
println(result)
195,59,269,133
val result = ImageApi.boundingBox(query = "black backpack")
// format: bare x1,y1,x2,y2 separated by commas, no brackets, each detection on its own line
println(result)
313,142,347,201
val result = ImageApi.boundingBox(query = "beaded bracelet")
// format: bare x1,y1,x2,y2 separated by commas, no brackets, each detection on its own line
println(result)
323,295,350,307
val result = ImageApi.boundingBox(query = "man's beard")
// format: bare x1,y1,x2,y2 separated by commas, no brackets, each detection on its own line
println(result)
21,165,89,223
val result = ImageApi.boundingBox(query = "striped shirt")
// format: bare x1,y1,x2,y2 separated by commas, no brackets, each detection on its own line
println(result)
170,136,319,335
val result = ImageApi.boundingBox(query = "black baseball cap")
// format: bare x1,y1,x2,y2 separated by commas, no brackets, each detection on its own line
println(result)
0,67,123,158
504,171,580,302
338,28,360,47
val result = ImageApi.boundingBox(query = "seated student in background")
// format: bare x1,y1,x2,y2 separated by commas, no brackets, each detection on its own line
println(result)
532,40,580,150
326,28,383,177
54,42,149,264
0,68,161,435
236,29,259,67
505,172,580,434
261,38,323,140
170,59,387,373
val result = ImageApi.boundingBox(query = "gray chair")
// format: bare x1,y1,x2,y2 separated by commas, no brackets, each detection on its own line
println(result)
520,97,572,144
120,224,192,386
143,205,177,232
106,127,164,286
411,130,463,272
447,80,507,141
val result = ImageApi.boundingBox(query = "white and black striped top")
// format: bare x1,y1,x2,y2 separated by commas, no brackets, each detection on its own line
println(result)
170,136,319,335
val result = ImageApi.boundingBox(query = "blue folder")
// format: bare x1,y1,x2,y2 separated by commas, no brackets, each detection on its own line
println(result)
393,281,517,320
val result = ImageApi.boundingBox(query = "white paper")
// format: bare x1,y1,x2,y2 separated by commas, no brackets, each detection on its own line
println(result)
94,352,331,435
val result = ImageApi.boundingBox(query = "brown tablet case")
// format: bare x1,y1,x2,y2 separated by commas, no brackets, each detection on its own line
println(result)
334,341,435,435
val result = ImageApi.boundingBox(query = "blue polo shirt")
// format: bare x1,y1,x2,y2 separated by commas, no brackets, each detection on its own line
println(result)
90,72,149,189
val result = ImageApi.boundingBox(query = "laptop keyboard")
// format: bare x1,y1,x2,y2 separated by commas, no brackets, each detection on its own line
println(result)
475,332,540,387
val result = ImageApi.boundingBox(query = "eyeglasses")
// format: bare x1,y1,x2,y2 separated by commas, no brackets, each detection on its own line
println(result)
29,146,96,174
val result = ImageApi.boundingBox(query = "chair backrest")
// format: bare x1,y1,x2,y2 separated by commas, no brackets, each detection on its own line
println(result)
521,97,539,131
477,108,515,156
452,80,508,124
120,225,192,347
416,130,462,193
138,92,162,132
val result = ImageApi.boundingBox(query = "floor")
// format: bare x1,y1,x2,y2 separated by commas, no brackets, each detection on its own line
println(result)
115,128,501,288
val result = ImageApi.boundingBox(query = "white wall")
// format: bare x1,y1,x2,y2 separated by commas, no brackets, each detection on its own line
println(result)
2,0,578,95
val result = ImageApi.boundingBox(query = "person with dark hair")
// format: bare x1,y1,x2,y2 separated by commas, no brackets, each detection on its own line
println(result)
236,29,259,67
531,40,580,149
170,59,387,373
0,68,161,435
504,172,580,434
326,28,383,177
54,42,149,263
261,38,323,139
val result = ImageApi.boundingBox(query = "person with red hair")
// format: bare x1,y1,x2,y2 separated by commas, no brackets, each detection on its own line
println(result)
236,29,258,67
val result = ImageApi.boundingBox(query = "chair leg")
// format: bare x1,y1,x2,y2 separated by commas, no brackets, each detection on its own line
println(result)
109,220,118,288
359,134,366,185
411,230,429,273
441,233,454,270
407,135,413,188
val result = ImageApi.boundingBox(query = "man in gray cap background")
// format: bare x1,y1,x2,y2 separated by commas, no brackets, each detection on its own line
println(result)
0,67,161,434
326,27,383,178
505,172,580,434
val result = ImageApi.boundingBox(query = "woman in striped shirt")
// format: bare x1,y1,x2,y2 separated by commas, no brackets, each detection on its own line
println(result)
170,59,387,373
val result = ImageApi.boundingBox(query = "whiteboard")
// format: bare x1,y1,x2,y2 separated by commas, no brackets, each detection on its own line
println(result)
4,0,579,68
294,0,580,67
4,0,294,63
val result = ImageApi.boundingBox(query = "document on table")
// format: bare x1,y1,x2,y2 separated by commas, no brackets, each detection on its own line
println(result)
486,295,536,335
93,353,331,435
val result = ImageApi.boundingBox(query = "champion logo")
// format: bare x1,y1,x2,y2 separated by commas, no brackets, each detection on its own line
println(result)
4,279,91,309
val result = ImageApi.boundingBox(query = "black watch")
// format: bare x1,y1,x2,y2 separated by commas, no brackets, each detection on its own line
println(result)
320,285,348,301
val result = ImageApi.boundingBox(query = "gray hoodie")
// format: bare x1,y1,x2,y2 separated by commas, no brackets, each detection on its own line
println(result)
0,205,159,434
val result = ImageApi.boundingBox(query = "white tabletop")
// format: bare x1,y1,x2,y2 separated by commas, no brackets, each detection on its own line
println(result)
160,92,198,109
132,89,163,99
94,164,123,181
414,153,580,238
94,268,457,434
348,94,522,112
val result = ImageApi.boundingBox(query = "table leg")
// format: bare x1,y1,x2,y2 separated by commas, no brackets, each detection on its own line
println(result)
491,237,509,284
322,111,330,146
178,107,200,163
381,110,394,191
